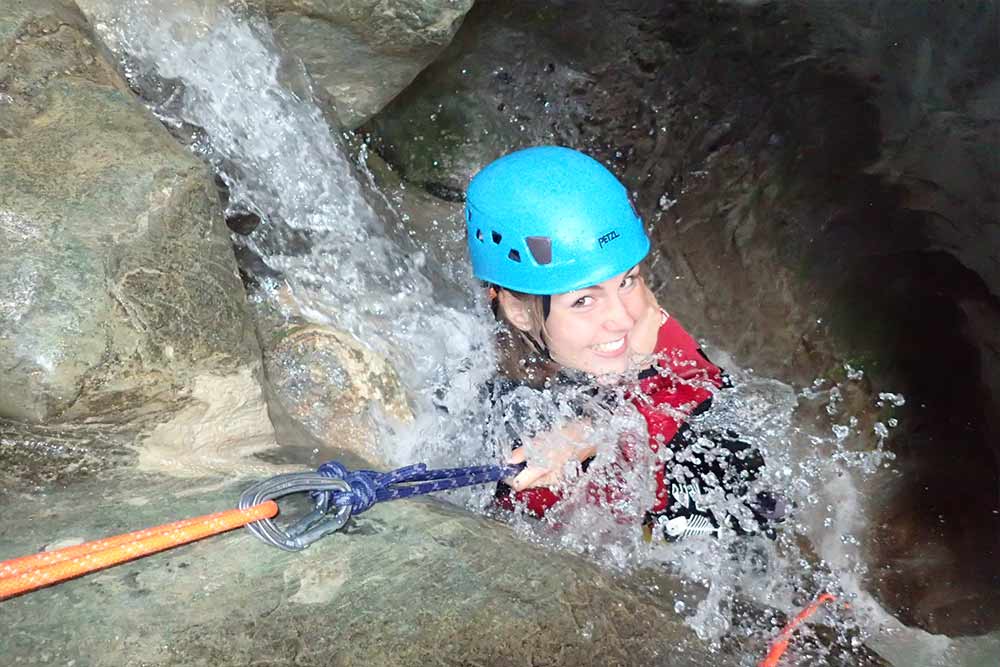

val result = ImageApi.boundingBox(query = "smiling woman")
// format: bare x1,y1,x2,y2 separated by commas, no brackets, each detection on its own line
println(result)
497,265,662,376
542,266,662,374
467,146,782,539
467,145,654,384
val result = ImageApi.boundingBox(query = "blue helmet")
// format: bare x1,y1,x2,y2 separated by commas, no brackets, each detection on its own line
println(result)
465,146,650,295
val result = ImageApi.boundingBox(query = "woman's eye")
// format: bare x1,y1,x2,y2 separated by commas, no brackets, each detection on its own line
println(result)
621,274,637,289
572,296,593,308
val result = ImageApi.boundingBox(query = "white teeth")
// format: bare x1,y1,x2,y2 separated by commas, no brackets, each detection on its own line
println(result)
592,337,625,352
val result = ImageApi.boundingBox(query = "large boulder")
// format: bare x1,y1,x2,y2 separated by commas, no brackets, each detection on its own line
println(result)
252,285,412,467
363,1,592,197
76,0,475,129
0,1,274,470
256,0,475,129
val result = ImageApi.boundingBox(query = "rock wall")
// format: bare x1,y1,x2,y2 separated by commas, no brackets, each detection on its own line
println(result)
806,0,1000,298
55,0,476,467
363,0,1000,637
0,0,274,471
76,0,475,129
254,0,475,129
0,472,887,667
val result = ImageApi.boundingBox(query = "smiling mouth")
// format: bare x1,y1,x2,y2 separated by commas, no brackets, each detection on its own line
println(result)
591,337,626,353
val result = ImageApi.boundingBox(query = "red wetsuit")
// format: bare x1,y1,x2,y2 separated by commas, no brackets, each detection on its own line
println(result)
496,313,724,518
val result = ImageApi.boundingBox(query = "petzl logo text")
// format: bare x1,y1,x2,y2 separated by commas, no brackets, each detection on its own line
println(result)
598,230,620,247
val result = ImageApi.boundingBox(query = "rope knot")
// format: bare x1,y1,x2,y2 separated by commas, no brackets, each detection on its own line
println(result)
340,471,379,514
317,463,381,514
317,461,348,479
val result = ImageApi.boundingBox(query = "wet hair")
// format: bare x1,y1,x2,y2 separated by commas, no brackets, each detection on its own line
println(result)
488,285,561,388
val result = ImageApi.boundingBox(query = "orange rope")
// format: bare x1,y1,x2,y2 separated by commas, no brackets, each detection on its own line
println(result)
0,501,277,601
758,593,837,667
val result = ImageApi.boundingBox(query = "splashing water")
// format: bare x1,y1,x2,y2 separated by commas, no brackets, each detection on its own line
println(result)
108,1,497,471
106,5,644,491
98,4,979,665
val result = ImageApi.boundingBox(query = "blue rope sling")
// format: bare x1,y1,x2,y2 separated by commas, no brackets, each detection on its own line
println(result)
239,461,525,551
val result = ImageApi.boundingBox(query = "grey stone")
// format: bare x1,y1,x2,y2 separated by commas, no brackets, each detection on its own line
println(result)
254,289,413,467
364,2,594,193
0,0,273,468
358,146,469,299
805,1,1000,301
0,469,886,666
261,0,475,129
75,0,475,130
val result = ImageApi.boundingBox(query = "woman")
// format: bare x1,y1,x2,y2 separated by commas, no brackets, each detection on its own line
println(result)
467,146,781,540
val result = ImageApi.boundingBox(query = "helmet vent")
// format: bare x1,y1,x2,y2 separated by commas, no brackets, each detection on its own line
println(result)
525,236,552,265
508,249,521,262
492,231,503,244
475,228,484,242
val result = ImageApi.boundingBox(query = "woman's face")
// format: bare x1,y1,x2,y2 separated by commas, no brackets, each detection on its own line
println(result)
541,266,649,376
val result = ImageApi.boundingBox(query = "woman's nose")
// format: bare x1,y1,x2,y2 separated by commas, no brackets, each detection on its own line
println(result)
602,294,636,331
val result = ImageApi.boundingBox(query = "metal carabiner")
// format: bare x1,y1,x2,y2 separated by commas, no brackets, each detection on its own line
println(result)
282,491,355,549
239,472,353,551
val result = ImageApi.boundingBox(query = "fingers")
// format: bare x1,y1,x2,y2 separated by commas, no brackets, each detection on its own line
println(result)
506,447,527,465
628,298,662,358
643,286,661,321
510,466,557,492
504,448,546,490
504,424,594,491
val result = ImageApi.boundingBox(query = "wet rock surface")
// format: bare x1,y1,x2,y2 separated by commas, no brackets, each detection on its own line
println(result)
0,419,135,491
256,0,475,129
76,0,475,129
0,471,887,667
365,0,1000,639
0,0,271,463
252,287,412,467
358,146,469,303
363,1,591,197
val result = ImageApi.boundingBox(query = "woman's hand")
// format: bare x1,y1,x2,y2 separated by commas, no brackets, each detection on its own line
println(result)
627,280,663,362
506,420,597,491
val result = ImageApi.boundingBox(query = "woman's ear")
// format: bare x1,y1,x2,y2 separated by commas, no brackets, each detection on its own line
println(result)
497,289,536,333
